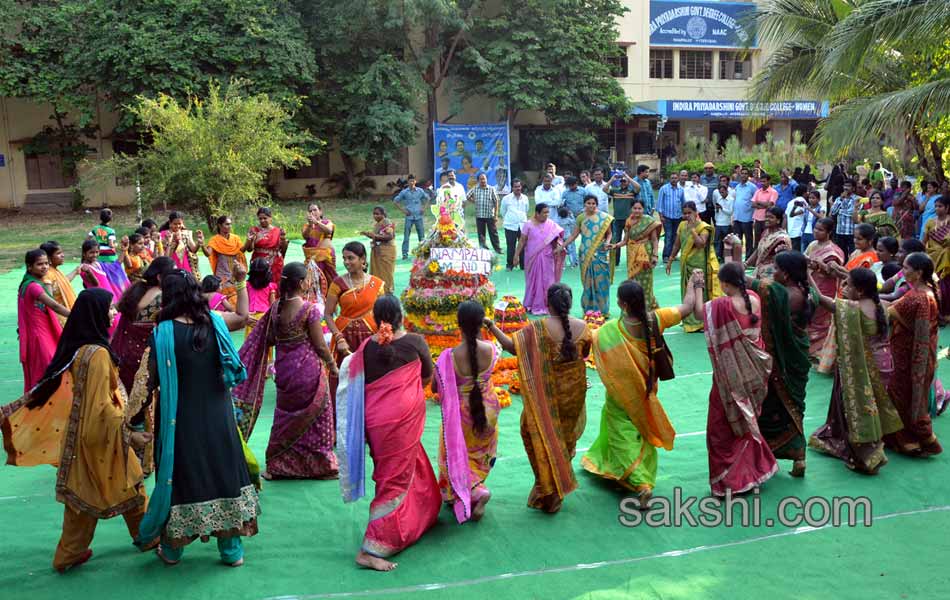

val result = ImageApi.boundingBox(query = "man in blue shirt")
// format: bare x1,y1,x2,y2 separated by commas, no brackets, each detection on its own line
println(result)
635,165,655,216
657,171,685,262
393,174,429,259
775,172,798,212
732,169,757,260
560,176,586,217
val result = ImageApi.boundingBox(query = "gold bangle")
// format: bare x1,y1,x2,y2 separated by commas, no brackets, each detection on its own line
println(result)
234,281,247,291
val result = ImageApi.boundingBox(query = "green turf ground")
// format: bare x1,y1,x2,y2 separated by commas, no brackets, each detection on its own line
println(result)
1,233,948,600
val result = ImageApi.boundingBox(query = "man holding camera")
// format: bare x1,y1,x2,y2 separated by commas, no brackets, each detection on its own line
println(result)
393,174,429,260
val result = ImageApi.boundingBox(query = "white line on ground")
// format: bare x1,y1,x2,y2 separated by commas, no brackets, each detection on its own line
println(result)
262,505,950,599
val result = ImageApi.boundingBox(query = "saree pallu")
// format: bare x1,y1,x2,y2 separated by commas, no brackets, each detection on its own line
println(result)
752,280,813,461
85,262,129,306
864,212,898,239
514,321,590,512
702,296,777,496
17,280,63,393
370,243,397,296
677,221,721,333
111,315,155,395
804,241,844,358
45,267,77,326
435,347,500,523
884,290,942,455
924,218,950,317
816,249,879,374
522,220,565,315
329,276,384,416
159,230,200,276
625,215,662,309
809,300,903,473
336,347,440,557
249,227,284,285
304,246,338,302
232,304,275,440
752,229,792,280
124,253,151,283
578,211,614,315
582,309,681,494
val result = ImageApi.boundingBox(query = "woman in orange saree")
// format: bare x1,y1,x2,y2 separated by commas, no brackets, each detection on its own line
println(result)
325,242,385,414
804,218,844,358
205,215,248,306
40,241,79,327
244,207,288,285
336,296,440,571
487,283,591,514
883,252,943,457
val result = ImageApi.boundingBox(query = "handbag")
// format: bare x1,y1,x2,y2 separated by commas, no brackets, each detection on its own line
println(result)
650,313,675,381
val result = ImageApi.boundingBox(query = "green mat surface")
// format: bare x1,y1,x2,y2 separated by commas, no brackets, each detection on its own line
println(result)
1,235,948,600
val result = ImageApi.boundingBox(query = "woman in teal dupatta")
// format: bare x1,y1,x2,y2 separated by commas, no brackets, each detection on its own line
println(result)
565,195,614,315
134,271,260,567
748,251,816,477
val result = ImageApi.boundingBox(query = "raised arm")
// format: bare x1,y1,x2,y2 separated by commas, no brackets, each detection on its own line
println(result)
678,270,704,319
219,263,249,331
484,318,515,355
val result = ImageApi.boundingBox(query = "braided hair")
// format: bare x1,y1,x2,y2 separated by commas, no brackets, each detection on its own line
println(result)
457,301,488,433
774,250,814,323
718,262,758,323
546,283,577,361
618,279,656,395
848,268,887,337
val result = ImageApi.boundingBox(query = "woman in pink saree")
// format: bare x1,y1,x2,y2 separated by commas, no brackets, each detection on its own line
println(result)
78,240,130,305
18,249,70,392
336,295,440,571
514,204,565,315
702,262,778,496
431,301,500,524
233,263,338,479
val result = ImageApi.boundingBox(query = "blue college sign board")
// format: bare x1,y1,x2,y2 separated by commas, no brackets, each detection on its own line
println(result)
661,100,830,119
650,0,757,48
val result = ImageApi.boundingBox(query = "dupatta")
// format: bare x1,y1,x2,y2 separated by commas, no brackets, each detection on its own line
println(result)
135,312,247,548
336,339,368,503
207,234,247,280
231,304,278,439
703,297,773,437
435,349,472,523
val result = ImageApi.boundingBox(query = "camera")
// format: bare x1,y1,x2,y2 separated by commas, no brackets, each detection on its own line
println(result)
610,165,627,188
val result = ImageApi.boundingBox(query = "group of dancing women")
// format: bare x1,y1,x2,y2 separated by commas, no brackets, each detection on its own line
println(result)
2,195,945,575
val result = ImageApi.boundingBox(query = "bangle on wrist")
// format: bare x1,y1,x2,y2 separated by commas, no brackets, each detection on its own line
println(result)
234,281,247,290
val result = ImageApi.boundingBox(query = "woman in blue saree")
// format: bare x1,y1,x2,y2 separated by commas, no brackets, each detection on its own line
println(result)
565,194,614,315
133,270,258,566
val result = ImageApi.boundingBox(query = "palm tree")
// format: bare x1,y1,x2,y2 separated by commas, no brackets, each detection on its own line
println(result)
749,0,950,182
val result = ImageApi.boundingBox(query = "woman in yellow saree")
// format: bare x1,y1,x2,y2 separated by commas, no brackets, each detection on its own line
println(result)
564,195,614,315
612,198,661,309
487,283,591,514
665,201,721,332
303,203,338,301
581,274,703,506
40,241,78,326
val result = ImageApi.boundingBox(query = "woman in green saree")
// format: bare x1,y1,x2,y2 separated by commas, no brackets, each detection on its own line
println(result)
859,190,898,239
747,251,816,477
808,268,903,474
565,195,614,315
612,198,662,309
665,201,721,332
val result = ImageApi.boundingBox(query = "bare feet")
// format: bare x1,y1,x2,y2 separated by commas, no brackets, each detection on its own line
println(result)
790,460,806,478
356,551,397,571
227,557,244,567
471,491,491,522
261,471,273,481
637,489,653,510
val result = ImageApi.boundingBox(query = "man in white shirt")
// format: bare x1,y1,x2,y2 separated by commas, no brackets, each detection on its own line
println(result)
437,169,467,227
711,175,735,261
585,167,610,213
546,163,565,195
500,179,530,270
683,172,708,219
534,173,562,209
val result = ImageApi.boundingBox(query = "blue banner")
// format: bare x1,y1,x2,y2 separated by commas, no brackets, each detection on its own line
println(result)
433,122,510,194
650,1,756,48
661,100,830,119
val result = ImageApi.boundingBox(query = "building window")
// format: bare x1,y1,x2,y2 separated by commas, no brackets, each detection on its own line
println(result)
679,50,713,80
285,154,330,179
364,148,409,176
607,47,629,78
719,52,751,80
650,50,673,79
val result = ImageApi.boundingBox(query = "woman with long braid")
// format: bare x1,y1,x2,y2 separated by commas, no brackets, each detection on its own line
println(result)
581,273,703,507
702,262,778,496
746,251,817,477
487,283,591,514
432,301,500,523
809,268,902,474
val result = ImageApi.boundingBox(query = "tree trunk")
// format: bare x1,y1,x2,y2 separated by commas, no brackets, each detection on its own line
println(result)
426,89,438,184
930,140,946,185
341,153,358,198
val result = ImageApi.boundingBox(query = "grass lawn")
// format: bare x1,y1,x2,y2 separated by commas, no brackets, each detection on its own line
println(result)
0,196,414,272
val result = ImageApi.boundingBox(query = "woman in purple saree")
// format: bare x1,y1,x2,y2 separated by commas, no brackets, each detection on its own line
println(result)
514,204,566,315
233,262,338,479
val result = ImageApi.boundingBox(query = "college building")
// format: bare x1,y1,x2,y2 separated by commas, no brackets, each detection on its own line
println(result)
0,0,825,209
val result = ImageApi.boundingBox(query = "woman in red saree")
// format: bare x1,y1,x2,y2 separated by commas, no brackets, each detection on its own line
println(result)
336,296,440,571
884,252,943,457
703,262,777,496
326,242,385,408
244,207,289,285
18,249,70,392
805,218,844,358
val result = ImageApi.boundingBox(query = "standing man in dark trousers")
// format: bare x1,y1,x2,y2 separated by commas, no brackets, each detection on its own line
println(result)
830,179,857,257
393,174,429,260
731,168,757,260
657,171,685,263
467,172,503,253
606,171,640,266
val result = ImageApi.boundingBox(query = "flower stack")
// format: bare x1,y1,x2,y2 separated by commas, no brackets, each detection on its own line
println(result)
583,311,607,369
492,295,529,335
